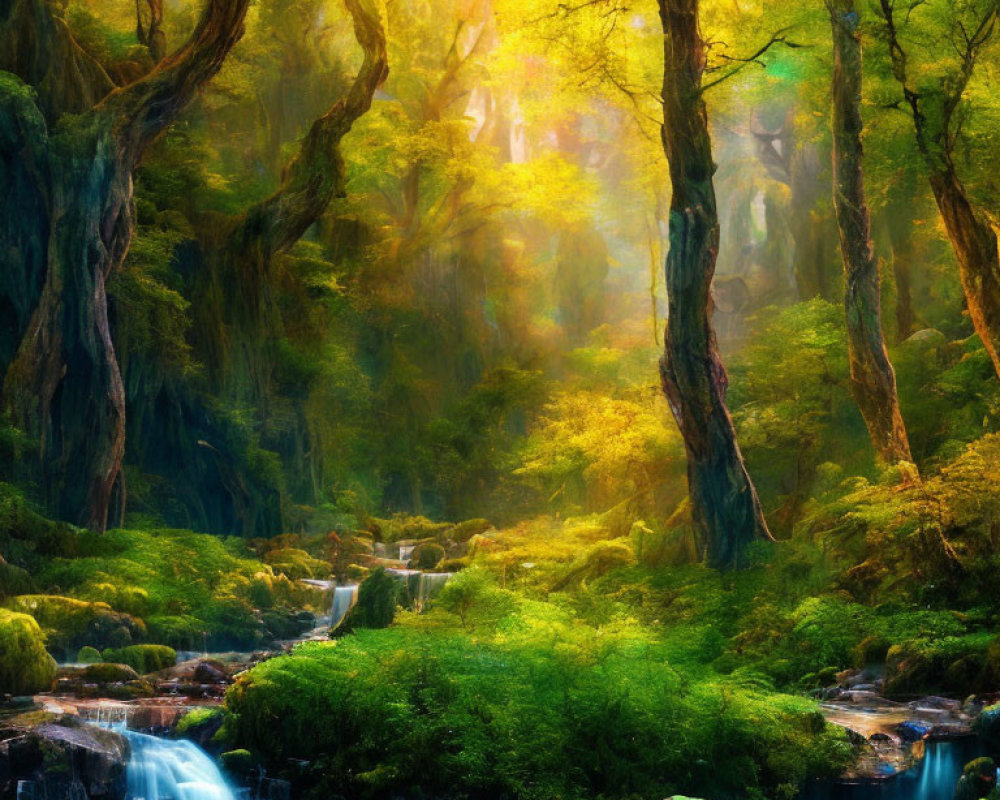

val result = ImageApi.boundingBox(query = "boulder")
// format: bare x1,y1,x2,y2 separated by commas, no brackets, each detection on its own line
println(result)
952,757,996,800
0,714,129,800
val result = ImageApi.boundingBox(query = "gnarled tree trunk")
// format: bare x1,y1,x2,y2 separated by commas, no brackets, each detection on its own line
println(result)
880,0,1000,379
0,0,252,529
657,0,771,570
828,0,911,465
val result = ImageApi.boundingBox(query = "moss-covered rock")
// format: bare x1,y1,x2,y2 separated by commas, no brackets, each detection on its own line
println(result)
0,557,35,598
101,644,177,674
76,646,102,664
82,662,141,683
953,757,997,800
261,547,329,580
411,542,445,569
885,635,1000,696
220,748,255,778
449,519,492,542
3,595,143,659
338,568,397,633
0,609,57,694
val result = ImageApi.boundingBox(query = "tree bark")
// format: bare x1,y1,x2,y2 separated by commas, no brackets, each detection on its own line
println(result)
0,0,251,530
880,0,1000,379
886,189,916,341
657,0,772,570
828,0,911,464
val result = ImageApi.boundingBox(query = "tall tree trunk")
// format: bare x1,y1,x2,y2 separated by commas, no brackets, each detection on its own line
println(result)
828,0,911,465
929,168,1000,375
657,0,771,570
0,0,252,530
886,190,916,341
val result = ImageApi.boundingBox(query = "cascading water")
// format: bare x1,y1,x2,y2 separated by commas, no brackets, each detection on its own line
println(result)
84,707,236,800
385,568,451,611
804,738,991,800
125,731,235,800
330,584,359,630
415,572,451,611
398,544,416,563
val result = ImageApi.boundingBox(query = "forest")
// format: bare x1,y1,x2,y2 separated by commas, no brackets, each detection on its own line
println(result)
1,0,1000,798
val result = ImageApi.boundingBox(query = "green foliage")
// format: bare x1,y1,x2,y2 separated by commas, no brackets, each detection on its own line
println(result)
0,609,57,694
32,527,321,649
436,567,516,630
101,644,177,674
225,628,851,800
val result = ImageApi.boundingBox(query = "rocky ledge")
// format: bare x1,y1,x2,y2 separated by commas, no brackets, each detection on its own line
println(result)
0,713,129,800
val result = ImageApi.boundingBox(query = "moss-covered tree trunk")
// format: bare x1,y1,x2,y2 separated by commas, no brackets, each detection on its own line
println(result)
657,0,771,570
828,0,911,465
0,0,252,529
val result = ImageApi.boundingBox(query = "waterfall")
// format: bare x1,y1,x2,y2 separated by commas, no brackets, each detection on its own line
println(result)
416,572,451,611
398,544,415,563
125,731,235,800
330,584,359,630
384,568,451,611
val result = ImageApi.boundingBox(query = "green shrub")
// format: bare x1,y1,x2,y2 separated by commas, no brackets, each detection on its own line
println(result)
101,644,177,674
0,609,57,694
225,630,852,800
76,646,102,664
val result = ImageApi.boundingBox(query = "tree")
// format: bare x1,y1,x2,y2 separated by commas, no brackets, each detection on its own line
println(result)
0,0,252,530
877,0,1000,380
130,0,389,536
827,0,911,464
657,0,772,569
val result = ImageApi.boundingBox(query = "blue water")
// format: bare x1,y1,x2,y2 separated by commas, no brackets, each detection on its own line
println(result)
804,738,987,800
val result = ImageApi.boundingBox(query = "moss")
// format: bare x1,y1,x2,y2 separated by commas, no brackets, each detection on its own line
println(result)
261,547,329,580
175,707,223,736
411,542,445,569
0,609,57,694
3,595,142,658
449,518,492,542
338,568,397,633
100,644,176,674
0,558,35,598
220,748,255,776
76,646,101,664
81,662,141,683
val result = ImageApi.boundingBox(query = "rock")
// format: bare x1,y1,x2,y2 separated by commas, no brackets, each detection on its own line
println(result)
0,714,129,800
448,519,493,543
193,660,230,685
902,328,947,348
897,720,932,742
82,663,140,683
411,542,445,570
953,757,997,800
